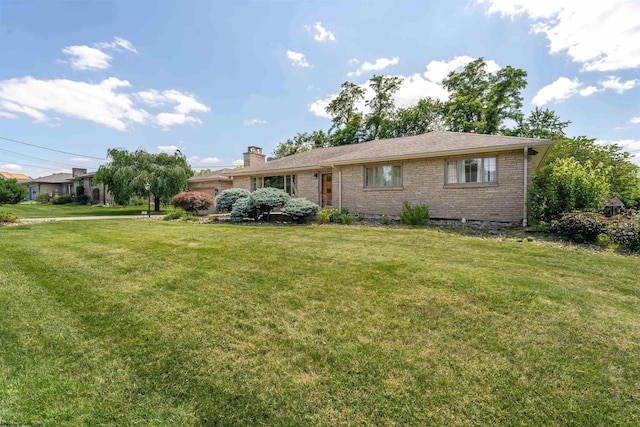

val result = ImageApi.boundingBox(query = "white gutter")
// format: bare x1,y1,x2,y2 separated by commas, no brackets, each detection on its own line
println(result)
331,164,342,211
523,147,528,227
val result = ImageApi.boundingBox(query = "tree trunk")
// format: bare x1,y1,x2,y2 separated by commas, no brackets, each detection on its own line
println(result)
154,195,160,212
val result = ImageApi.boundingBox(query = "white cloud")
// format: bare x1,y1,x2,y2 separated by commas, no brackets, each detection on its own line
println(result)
477,0,640,72
532,77,581,106
243,118,267,126
70,157,92,163
95,36,138,53
188,156,223,167
630,116,640,124
423,56,501,83
600,76,639,94
232,159,244,167
60,37,137,71
347,58,360,66
1,163,22,171
347,57,399,77
305,22,336,42
0,111,17,119
201,157,222,164
287,50,310,67
0,76,209,131
157,145,179,153
61,45,112,71
155,113,201,130
308,97,332,119
579,86,600,97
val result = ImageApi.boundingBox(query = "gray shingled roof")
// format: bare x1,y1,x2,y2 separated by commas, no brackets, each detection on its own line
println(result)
229,131,554,176
24,173,73,184
188,168,234,182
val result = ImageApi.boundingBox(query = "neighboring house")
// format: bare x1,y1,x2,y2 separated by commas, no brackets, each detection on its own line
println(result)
22,173,73,200
227,132,555,224
187,168,234,198
1,172,32,182
68,168,113,204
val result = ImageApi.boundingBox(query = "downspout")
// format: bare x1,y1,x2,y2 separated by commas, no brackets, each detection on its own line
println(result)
331,164,342,211
523,147,528,227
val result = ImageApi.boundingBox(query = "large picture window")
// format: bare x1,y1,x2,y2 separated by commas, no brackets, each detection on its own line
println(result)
446,157,496,184
251,175,297,195
365,165,402,188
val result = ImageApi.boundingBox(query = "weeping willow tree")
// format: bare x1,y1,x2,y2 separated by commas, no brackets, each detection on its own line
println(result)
94,149,193,211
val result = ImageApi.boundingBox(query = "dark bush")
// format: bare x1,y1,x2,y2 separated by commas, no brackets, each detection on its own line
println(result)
399,201,430,225
607,213,640,251
281,198,319,223
74,194,90,205
216,188,250,212
51,195,73,204
552,211,608,243
171,191,215,215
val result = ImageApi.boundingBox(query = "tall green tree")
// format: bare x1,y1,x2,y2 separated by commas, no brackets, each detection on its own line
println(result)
94,149,193,211
273,131,329,158
0,178,28,205
442,58,527,134
326,82,365,130
545,137,640,208
365,75,403,140
391,98,446,137
504,107,571,139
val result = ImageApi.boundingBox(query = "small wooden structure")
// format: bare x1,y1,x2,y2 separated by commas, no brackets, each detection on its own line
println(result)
603,197,624,217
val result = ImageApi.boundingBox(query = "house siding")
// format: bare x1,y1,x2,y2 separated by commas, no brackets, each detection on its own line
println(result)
337,149,528,222
187,180,233,198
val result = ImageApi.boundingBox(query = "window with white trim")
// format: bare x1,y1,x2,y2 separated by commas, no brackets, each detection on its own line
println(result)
446,157,496,184
364,165,402,188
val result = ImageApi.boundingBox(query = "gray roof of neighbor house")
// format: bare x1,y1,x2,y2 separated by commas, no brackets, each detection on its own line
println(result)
69,172,97,180
23,173,73,184
228,131,555,176
188,168,234,182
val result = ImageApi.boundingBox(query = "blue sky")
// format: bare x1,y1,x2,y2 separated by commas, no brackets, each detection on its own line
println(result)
1,0,639,179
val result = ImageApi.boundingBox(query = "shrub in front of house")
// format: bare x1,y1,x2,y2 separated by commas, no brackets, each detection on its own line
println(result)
0,178,28,205
216,188,250,212
51,195,74,204
171,191,215,215
399,201,430,226
35,192,49,203
73,194,90,205
164,208,187,220
551,211,608,243
281,198,319,223
338,208,352,225
318,208,338,224
229,196,255,222
248,188,291,218
607,212,640,251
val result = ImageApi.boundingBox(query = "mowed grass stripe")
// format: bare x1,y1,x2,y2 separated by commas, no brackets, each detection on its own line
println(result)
1,221,639,426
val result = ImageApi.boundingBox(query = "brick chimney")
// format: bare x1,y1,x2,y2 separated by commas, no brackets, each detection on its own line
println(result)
243,146,266,167
72,168,88,177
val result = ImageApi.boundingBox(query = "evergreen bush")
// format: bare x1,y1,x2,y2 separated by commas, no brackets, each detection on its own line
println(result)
281,198,319,223
216,188,250,212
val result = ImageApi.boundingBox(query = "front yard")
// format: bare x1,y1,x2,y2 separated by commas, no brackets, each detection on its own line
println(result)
0,203,166,218
1,220,639,425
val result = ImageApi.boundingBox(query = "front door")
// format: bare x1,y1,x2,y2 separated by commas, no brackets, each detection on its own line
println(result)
321,173,332,207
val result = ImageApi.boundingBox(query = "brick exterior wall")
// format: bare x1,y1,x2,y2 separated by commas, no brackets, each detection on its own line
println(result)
232,149,531,223
187,180,233,198
336,149,529,222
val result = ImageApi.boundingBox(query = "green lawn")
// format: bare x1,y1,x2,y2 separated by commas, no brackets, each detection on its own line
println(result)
0,203,166,218
1,221,639,426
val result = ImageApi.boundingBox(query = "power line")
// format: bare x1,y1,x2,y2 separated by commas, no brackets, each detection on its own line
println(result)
0,147,80,168
0,135,107,160
0,159,66,172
